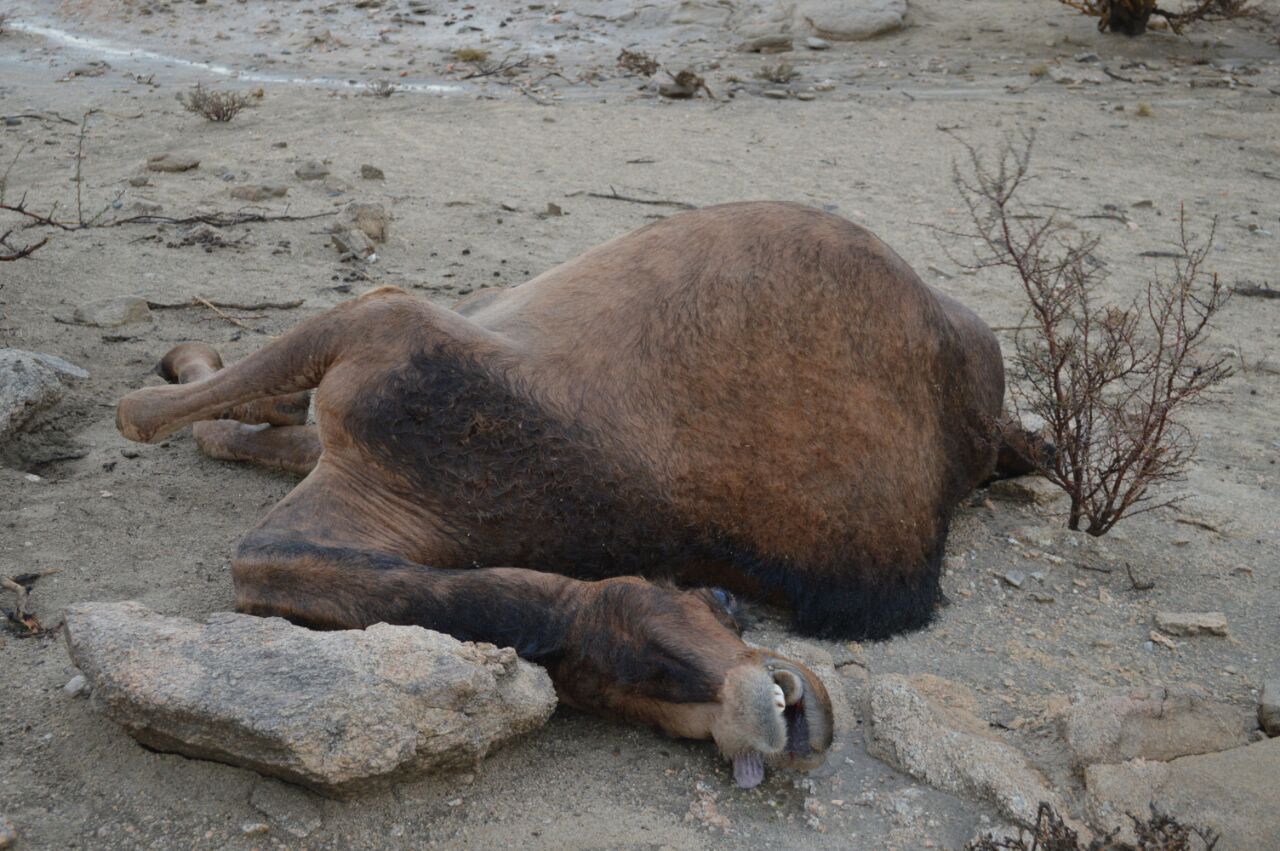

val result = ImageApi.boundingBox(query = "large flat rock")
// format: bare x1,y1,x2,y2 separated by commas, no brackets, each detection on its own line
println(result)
64,602,557,795
1085,738,1280,847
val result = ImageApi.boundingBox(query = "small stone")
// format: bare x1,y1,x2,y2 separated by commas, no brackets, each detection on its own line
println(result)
251,781,321,839
127,175,150,187
739,35,793,53
796,91,817,101
230,184,289,202
763,89,789,99
331,227,375,259
295,160,330,180
146,153,200,173
1259,680,1279,737
4,117,21,127
797,0,909,41
1000,570,1025,589
1074,52,1101,62
500,201,521,212
121,448,140,459
73,296,153,328
813,79,837,91
1154,612,1228,637
544,202,563,217
359,164,384,180
130,200,163,214
337,202,390,242
241,822,270,837
805,37,832,50
64,674,88,697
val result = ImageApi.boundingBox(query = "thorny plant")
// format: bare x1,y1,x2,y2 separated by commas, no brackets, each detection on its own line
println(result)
943,133,1231,536
179,84,253,121
966,801,1219,850
1056,0,1258,35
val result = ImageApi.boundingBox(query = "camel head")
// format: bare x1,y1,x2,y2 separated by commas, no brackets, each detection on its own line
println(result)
550,578,834,788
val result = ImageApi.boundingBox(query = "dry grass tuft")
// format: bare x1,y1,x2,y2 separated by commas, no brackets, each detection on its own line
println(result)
756,63,799,83
453,47,489,63
364,79,398,98
966,802,1219,850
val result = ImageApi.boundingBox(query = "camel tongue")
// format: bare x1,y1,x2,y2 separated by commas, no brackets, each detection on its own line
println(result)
732,751,764,788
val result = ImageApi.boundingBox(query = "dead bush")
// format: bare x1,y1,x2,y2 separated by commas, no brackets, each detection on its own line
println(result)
756,63,799,83
945,133,1231,536
364,79,398,98
617,49,660,77
179,84,252,122
1057,0,1257,35
966,801,1218,850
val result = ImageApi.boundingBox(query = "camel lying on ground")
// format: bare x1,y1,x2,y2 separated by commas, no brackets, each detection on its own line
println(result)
116,202,1011,787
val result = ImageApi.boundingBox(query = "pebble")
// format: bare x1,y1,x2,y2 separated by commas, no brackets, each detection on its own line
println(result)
241,823,270,837
121,448,140,459
230,184,288,202
544,202,563,217
763,89,789,99
360,164,385,180
1259,679,1279,737
796,92,817,101
64,674,89,697
806,37,832,50
1000,570,1025,588
4,117,21,127
127,175,150,187
295,160,330,180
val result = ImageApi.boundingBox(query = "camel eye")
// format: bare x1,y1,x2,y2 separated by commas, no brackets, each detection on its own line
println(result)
697,587,743,635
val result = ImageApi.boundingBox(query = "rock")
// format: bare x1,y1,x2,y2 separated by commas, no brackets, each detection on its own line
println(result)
739,35,793,53
1154,612,1228,637
250,780,321,838
64,673,89,697
337,202,390,243
763,89,790,99
1048,65,1109,85
331,227,376,260
360,164,384,180
0,816,14,849
805,36,832,49
72,296,153,329
295,160,329,180
544,202,563,217
1085,738,1280,847
1000,570,1026,589
864,674,1081,832
128,175,150,187
0,349,89,444
240,822,270,837
63,602,557,795
230,184,289,202
795,91,817,101
146,153,200,173
1260,680,1279,737
1061,686,1252,772
987,476,1064,506
796,0,908,41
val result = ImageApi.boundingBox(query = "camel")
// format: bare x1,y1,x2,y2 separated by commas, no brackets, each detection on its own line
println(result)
116,201,1011,787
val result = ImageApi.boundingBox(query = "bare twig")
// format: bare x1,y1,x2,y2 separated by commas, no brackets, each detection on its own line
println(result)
193,296,257,331
147,297,304,311
1233,283,1279,299
1075,562,1115,573
576,187,696,210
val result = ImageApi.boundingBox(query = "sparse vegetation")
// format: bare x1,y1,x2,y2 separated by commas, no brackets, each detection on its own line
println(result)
1056,0,1257,36
364,78,398,98
966,801,1219,850
1030,63,1051,77
945,133,1231,536
757,63,799,84
179,84,252,122
453,46,490,63
1136,101,1154,116
617,48,660,77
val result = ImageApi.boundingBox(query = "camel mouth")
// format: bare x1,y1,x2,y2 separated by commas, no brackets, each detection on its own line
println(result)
730,684,815,788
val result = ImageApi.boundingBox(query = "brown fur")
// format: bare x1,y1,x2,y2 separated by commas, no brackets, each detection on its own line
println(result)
116,202,1006,767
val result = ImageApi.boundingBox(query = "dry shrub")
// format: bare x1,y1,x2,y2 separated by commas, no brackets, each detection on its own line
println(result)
946,133,1231,536
364,79,398,98
617,48,660,77
179,84,252,122
756,63,799,83
966,802,1218,850
453,47,489,63
1057,0,1257,35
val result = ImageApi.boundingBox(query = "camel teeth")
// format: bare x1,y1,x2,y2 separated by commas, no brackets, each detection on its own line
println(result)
772,683,786,713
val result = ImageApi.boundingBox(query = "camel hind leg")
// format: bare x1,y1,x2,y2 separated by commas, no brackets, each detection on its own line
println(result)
116,287,421,444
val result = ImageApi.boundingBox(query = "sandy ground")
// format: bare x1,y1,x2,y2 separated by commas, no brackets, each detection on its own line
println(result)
1,1,1278,848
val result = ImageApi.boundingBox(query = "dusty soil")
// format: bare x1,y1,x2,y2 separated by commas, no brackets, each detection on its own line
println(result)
1,1,1278,848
